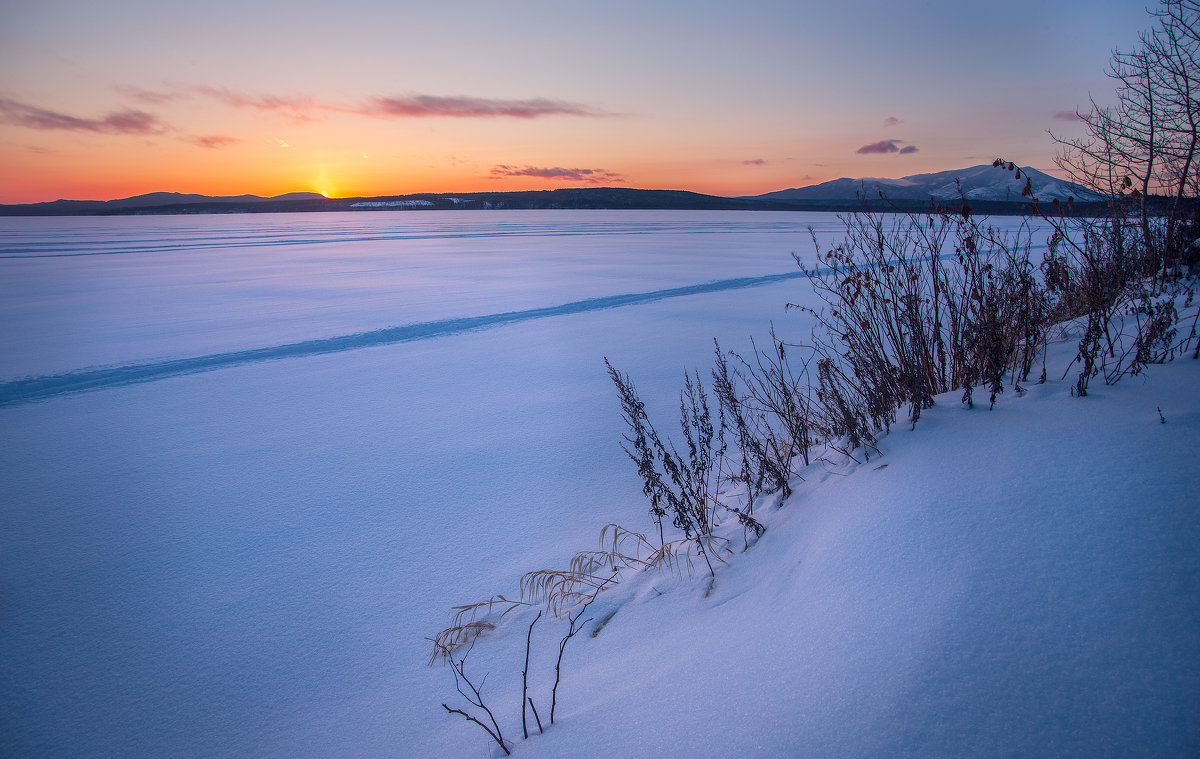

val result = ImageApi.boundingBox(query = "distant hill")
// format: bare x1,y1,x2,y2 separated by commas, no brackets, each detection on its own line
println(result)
0,170,1108,217
2,191,327,215
755,164,1102,204
0,188,774,216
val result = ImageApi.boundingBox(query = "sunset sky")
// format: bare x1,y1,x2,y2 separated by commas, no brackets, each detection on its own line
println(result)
0,0,1151,204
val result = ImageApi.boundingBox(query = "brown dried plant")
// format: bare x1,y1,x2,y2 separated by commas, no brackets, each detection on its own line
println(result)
430,523,733,664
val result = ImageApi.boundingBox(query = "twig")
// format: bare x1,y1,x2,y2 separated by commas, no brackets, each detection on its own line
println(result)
442,704,511,756
551,575,613,724
431,637,510,756
528,698,544,735
521,610,542,740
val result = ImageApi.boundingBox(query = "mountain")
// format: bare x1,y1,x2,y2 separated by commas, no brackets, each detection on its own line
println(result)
4,191,327,214
0,188,772,216
756,164,1102,204
0,171,1106,217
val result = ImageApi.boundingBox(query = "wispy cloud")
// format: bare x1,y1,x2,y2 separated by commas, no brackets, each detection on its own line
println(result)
188,134,240,149
1053,110,1083,121
742,158,767,166
363,95,602,119
0,98,167,135
883,116,903,127
856,139,919,155
489,165,624,182
114,85,185,105
856,139,902,154
109,83,607,124
193,86,318,122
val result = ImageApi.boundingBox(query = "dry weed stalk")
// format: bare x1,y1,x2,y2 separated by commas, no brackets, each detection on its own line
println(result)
430,523,734,665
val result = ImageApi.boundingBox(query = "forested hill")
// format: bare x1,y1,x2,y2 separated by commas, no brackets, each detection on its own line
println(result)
0,186,1104,217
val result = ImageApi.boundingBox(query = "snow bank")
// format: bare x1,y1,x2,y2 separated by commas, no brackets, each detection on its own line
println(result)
445,337,1200,758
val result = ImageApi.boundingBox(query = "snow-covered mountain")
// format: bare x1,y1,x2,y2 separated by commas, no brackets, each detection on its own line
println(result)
757,164,1102,204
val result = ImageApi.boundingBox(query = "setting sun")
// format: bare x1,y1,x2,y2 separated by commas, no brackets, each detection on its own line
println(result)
312,165,335,199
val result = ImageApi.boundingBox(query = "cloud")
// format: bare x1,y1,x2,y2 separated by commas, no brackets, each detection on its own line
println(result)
489,165,624,182
883,116,903,127
364,95,601,119
856,139,919,155
0,98,166,135
110,83,607,124
856,139,902,154
1053,110,1083,121
114,85,184,105
193,86,318,122
742,158,767,166
188,134,239,149
114,83,313,117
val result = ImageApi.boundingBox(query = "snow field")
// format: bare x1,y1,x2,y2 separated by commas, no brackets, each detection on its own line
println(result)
0,212,834,757
1,210,1193,758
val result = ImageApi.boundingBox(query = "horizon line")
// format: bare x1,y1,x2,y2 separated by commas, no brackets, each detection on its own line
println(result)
2,161,1063,206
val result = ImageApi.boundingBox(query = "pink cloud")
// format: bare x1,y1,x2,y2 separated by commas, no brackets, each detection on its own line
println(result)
1053,110,1084,121
742,158,767,166
0,98,166,135
856,139,902,154
192,86,318,122
365,95,601,119
114,85,184,105
489,165,624,182
110,83,607,123
883,116,903,127
188,134,240,149
856,139,919,155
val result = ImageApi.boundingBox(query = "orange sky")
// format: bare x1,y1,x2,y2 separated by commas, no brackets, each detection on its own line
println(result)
0,0,1152,204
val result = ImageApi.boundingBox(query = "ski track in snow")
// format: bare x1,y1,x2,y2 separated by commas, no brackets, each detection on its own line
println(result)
0,270,815,407
0,241,1030,407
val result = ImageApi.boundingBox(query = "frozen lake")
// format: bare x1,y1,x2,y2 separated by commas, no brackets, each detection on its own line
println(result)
0,210,1040,757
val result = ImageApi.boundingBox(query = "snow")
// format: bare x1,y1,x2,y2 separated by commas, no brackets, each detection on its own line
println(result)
763,165,1101,203
0,210,1195,758
350,200,436,208
516,343,1200,758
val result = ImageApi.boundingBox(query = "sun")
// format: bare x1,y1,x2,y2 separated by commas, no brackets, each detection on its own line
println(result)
313,165,336,198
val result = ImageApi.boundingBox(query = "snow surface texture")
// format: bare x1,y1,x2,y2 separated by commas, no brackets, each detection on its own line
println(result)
0,211,1194,758
514,343,1200,759
0,211,853,758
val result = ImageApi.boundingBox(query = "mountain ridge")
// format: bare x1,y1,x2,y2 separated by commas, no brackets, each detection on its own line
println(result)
0,166,1107,216
753,164,1102,204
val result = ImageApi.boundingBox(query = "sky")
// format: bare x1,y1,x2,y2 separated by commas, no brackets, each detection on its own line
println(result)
0,0,1154,203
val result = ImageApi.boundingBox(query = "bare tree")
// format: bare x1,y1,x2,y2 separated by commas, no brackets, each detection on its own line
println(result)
1053,0,1200,272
